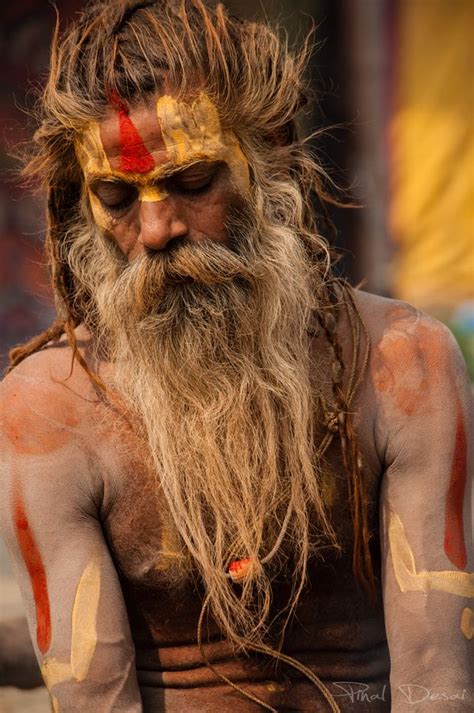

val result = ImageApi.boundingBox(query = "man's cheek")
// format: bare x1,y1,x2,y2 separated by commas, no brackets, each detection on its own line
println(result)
88,193,137,257
88,191,113,232
195,185,239,243
108,222,140,259
192,203,230,243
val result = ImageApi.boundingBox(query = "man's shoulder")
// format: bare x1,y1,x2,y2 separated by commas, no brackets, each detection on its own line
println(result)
351,288,462,371
351,289,469,433
350,290,470,472
0,330,100,458
352,288,419,340
1,324,98,399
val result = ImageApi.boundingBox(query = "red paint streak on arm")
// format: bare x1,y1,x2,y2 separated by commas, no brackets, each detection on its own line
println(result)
443,402,468,570
13,486,52,654
109,91,155,173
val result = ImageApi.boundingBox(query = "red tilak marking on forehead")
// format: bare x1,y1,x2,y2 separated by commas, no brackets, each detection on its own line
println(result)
444,400,467,570
13,482,51,654
109,91,155,174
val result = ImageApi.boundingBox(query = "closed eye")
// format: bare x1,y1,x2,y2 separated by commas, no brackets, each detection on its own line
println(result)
168,163,220,196
91,181,138,211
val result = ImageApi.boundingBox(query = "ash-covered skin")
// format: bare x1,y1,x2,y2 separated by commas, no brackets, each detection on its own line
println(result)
0,293,472,712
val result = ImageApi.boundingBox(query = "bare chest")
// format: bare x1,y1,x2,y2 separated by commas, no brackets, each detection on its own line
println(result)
100,424,384,648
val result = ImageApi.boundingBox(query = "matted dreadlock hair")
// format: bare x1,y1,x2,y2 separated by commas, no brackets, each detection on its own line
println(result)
9,2,376,707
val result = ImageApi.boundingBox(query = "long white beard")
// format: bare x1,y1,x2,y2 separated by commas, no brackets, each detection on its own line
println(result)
69,206,336,648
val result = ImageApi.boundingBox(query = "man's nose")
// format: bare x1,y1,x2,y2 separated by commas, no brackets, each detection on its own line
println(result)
138,198,189,251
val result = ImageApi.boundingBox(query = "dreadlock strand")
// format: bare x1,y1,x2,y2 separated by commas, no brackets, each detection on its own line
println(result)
317,287,376,602
6,319,66,375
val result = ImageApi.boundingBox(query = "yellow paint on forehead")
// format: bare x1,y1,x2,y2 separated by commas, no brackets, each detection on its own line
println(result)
387,503,474,598
75,122,111,177
156,93,223,164
460,607,473,640
156,92,250,192
77,93,249,192
51,694,61,713
77,124,168,204
71,558,101,681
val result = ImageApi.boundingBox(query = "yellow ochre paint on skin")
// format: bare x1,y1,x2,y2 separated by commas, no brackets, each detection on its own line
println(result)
139,185,169,202
75,123,112,177
460,607,473,640
76,126,115,231
156,93,223,165
156,92,250,192
51,694,61,712
387,503,474,598
266,681,288,693
41,658,71,690
71,558,101,680
155,518,186,572
40,558,101,693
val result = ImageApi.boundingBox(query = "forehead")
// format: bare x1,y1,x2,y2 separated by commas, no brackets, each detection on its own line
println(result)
76,92,232,179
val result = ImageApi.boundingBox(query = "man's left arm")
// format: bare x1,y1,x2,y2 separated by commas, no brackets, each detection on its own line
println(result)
375,308,473,711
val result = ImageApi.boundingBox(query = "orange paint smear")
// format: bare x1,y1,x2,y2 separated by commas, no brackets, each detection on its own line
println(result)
109,91,155,174
374,319,450,416
373,332,428,416
228,557,254,582
13,482,51,653
3,381,78,456
444,401,467,570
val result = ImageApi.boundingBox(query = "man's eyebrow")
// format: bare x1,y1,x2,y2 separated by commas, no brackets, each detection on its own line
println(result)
170,160,222,178
85,159,222,184
153,159,221,180
86,174,130,185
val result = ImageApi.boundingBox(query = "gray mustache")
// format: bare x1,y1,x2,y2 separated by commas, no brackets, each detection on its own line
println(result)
125,237,258,287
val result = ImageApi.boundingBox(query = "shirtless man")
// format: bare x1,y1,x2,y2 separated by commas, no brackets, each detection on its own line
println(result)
0,2,472,711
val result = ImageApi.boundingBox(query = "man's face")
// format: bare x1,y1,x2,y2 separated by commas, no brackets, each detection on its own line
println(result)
76,92,250,261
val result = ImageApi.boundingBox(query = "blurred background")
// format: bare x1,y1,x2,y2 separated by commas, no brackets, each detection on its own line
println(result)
0,1,473,711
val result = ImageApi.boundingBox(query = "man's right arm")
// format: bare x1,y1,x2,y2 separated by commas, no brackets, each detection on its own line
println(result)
0,361,143,711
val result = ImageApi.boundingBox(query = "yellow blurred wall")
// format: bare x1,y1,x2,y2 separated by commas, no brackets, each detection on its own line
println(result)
390,0,474,311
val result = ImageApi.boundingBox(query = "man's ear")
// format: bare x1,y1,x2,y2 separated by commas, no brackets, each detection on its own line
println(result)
267,87,308,147
269,119,299,147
